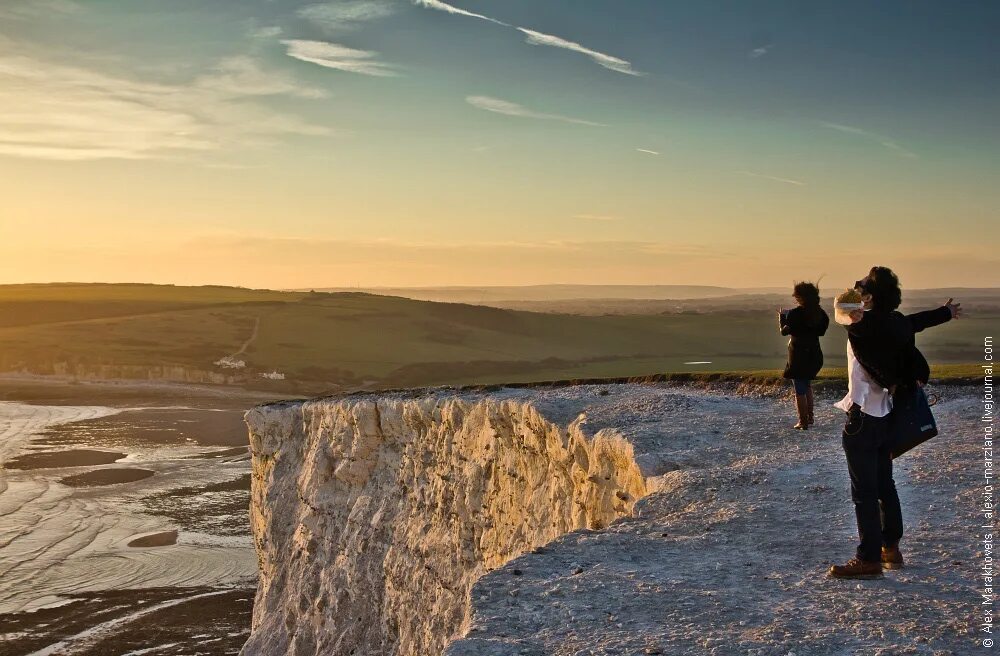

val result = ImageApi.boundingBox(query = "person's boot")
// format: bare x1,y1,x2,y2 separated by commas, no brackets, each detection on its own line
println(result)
881,544,904,570
805,388,815,425
829,557,883,579
793,394,809,430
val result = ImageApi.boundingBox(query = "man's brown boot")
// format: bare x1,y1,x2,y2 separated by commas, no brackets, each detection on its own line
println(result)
805,388,815,425
881,545,904,570
793,394,809,430
829,557,883,579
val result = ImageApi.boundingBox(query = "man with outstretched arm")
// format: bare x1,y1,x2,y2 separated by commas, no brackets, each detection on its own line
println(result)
829,267,961,579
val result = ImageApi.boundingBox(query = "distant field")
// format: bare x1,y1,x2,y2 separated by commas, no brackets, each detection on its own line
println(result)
306,285,1000,314
486,294,1000,316
302,284,781,303
0,283,294,328
0,283,989,393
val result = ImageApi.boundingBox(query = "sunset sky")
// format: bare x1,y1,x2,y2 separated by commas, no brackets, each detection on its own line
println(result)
2,0,998,288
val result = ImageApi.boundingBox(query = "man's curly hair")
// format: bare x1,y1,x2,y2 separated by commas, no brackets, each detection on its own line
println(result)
857,266,902,311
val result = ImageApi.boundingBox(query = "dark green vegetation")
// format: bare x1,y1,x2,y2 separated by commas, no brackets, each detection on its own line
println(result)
0,283,990,393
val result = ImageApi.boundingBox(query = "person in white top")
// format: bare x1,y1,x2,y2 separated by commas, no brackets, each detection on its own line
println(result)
828,276,906,579
833,324,892,419
828,268,962,580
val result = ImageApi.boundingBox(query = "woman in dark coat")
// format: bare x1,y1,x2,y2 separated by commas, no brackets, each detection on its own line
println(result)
778,281,829,429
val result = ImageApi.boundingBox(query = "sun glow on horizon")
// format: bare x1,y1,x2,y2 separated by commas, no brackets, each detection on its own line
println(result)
1,0,997,287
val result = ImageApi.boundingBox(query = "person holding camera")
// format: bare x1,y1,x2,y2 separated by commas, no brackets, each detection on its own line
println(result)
778,281,829,430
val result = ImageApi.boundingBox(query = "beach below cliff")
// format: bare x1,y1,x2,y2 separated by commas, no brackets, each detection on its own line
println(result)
0,380,271,656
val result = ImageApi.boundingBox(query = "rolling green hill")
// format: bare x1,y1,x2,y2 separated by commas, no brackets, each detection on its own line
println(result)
0,283,988,393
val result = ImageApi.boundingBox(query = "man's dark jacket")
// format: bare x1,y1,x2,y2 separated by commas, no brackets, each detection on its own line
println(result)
846,306,951,398
906,306,953,384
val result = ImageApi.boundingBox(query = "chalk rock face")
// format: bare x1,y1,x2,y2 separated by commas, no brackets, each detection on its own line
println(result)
244,385,983,656
242,393,647,656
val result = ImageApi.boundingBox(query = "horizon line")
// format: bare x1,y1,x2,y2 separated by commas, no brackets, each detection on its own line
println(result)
2,281,997,293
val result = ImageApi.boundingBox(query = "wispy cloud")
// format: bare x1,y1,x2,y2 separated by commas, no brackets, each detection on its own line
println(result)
0,54,330,161
636,148,660,156
412,0,509,26
0,0,81,19
413,1,640,76
466,95,605,126
574,214,621,221
249,26,283,38
737,170,806,186
517,28,643,76
750,44,772,58
196,56,327,98
821,121,917,158
821,122,869,136
298,1,396,33
282,39,396,76
877,140,918,158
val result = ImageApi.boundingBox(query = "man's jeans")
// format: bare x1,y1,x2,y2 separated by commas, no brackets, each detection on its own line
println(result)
842,405,903,562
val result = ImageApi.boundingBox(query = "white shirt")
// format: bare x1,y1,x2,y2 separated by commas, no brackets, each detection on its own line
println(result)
834,340,892,417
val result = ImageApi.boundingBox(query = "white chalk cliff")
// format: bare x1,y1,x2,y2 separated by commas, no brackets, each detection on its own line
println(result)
243,384,981,656
242,389,650,655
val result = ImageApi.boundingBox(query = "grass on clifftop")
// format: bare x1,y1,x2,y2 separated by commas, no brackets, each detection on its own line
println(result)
659,363,983,387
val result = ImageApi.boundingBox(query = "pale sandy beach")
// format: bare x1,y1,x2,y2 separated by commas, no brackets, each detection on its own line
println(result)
0,385,266,655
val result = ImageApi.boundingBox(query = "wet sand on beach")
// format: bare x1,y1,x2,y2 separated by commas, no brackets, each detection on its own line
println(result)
0,380,272,655
127,530,179,548
5,449,124,470
139,474,252,537
0,586,254,656
37,407,252,450
59,467,156,487
0,377,278,409
187,446,249,459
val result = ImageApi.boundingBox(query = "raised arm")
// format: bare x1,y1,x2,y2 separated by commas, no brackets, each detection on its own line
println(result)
907,298,961,333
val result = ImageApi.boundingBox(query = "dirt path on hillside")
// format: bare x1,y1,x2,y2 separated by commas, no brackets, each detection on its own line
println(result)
214,316,260,369
233,316,260,358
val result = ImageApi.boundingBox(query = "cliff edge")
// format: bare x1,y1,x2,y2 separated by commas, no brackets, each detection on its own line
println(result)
244,383,983,655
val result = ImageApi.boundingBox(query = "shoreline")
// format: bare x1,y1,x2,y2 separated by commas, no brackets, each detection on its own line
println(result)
0,375,281,409
0,396,256,640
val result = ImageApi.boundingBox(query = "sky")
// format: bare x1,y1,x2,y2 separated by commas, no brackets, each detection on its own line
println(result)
1,0,998,289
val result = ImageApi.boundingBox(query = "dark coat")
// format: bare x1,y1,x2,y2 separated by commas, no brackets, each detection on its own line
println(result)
906,306,953,385
845,308,911,391
846,305,951,400
780,306,830,380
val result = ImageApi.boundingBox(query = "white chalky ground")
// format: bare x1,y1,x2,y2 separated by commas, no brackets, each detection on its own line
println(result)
446,383,986,656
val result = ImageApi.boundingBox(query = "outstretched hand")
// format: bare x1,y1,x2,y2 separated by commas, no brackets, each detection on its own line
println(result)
945,298,963,319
